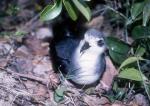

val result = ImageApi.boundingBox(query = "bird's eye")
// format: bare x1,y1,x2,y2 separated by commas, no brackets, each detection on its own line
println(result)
80,42,90,53
97,39,104,46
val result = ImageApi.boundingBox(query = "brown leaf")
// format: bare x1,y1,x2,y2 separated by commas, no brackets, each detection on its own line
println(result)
22,35,49,56
96,56,118,91
15,45,32,58
132,94,149,106
0,58,8,67
83,95,110,106
85,16,104,30
32,56,60,88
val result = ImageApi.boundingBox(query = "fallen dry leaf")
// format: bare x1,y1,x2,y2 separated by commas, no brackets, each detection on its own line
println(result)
85,16,104,30
0,58,8,67
129,94,149,106
22,35,49,56
15,45,32,58
83,95,110,106
96,56,118,91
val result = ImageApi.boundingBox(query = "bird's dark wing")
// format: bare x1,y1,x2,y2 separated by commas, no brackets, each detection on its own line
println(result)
54,38,79,72
96,54,106,76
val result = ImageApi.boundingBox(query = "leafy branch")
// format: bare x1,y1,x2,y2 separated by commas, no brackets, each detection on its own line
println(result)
40,0,91,21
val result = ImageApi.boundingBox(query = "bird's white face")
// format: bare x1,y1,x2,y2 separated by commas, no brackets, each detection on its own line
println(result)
84,33,105,47
83,29,106,52
69,29,106,85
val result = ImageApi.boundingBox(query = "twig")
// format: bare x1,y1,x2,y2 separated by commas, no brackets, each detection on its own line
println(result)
70,96,77,106
24,14,40,28
137,58,150,100
19,14,40,33
124,0,130,43
0,84,45,105
11,94,19,105
0,67,48,85
105,5,127,19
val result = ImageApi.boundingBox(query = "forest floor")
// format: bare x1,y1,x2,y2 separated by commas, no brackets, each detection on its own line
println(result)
0,0,149,106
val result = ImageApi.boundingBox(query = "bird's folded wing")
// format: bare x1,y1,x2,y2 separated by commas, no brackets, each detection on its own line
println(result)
55,38,79,66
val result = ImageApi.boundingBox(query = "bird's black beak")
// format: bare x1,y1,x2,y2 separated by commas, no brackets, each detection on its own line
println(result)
80,42,90,53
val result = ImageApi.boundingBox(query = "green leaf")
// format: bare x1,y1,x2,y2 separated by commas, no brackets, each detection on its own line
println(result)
40,0,62,21
105,37,130,64
143,0,150,26
126,15,142,25
119,56,144,70
118,68,142,81
112,81,118,92
115,89,125,100
54,86,66,103
72,0,91,21
15,30,27,36
130,2,144,20
83,0,91,1
54,93,64,103
132,26,150,39
135,46,146,56
55,86,66,97
109,51,128,65
63,0,78,21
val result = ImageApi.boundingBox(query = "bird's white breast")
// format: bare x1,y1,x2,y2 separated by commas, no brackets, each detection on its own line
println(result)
71,46,102,84
79,47,100,70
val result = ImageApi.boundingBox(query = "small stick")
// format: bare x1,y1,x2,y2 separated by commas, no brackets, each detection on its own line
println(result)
0,67,48,85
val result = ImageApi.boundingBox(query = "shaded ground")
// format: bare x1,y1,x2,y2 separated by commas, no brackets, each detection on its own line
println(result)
0,26,116,106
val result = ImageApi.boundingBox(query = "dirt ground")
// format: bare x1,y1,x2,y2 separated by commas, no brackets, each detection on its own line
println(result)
0,0,149,106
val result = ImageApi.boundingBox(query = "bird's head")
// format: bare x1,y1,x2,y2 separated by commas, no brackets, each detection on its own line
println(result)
80,29,106,53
